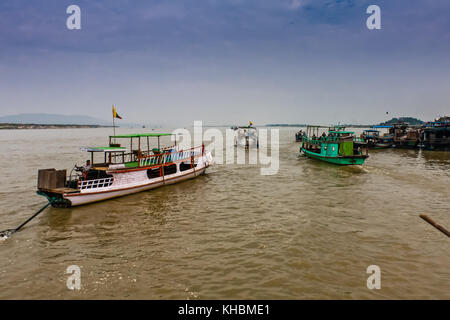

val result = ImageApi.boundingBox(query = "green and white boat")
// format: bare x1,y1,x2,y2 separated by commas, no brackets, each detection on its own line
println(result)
300,126,369,165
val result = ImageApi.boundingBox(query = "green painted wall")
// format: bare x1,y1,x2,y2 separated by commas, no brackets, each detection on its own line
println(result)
339,141,354,156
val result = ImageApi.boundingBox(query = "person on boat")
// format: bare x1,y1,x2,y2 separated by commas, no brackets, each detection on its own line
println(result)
81,160,91,180
84,160,91,170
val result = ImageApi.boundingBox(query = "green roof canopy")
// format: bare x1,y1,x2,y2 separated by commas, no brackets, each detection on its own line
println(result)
109,133,174,138
328,131,355,134
82,147,128,152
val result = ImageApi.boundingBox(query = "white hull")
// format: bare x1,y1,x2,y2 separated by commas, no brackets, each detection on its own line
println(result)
62,153,212,206
234,128,258,148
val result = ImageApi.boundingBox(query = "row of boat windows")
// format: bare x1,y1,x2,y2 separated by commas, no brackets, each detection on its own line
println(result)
424,131,448,139
146,162,196,179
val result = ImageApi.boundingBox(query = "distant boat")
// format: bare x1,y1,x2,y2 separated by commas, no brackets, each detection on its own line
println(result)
295,130,304,142
354,128,392,149
422,116,450,150
300,126,369,165
36,133,213,207
389,122,422,149
233,122,259,149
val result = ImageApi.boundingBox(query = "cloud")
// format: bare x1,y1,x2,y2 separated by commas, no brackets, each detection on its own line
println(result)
1,0,450,123
290,0,304,10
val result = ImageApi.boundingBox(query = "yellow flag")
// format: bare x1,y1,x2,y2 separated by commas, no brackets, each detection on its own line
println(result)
112,105,122,119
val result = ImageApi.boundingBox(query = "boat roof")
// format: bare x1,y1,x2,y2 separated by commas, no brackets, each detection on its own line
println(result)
373,125,393,128
364,129,380,132
82,147,128,153
329,130,355,134
109,133,174,138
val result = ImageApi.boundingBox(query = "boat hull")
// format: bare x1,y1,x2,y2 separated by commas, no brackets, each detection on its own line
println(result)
62,166,207,206
301,148,368,165
373,143,392,149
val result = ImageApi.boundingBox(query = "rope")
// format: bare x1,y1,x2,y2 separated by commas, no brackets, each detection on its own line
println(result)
0,201,53,239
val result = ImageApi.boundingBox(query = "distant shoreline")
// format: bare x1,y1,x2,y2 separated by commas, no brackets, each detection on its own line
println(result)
0,123,113,130
264,124,374,128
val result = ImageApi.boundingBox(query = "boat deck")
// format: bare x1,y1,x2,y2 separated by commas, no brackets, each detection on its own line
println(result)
39,187,79,194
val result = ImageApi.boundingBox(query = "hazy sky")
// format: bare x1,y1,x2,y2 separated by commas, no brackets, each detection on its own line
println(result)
1,0,449,126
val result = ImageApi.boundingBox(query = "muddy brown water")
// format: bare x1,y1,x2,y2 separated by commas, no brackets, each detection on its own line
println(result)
0,127,448,299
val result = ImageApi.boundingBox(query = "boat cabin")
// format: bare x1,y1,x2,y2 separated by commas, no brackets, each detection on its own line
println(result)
362,129,380,139
36,132,211,207
302,126,364,157
300,125,369,165
423,117,450,150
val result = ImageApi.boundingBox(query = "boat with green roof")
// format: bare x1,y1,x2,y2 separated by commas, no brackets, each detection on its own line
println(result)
300,126,369,165
36,132,213,207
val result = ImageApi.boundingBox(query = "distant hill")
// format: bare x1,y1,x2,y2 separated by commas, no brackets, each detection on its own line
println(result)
0,113,110,125
379,117,424,126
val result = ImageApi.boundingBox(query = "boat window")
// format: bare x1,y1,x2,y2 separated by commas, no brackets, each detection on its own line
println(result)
147,168,161,179
85,169,112,180
163,164,177,175
180,162,192,172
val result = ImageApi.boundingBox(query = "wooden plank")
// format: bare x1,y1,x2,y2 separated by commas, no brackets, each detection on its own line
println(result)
56,169,66,188
420,214,450,237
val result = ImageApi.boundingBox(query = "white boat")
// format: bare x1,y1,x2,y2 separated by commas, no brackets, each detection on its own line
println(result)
233,123,258,149
37,133,213,207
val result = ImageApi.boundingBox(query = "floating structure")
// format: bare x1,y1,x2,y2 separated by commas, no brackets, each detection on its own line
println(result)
300,126,369,165
354,128,393,149
233,122,259,149
295,130,304,142
388,123,422,149
36,133,213,207
296,116,448,152
422,116,450,150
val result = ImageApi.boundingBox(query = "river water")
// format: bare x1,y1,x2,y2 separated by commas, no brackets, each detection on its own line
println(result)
0,127,448,299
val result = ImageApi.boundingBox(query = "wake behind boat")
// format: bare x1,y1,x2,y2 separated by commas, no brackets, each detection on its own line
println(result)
36,133,213,207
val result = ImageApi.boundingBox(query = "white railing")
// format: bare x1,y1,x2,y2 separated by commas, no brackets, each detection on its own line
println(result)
139,146,203,167
79,177,114,190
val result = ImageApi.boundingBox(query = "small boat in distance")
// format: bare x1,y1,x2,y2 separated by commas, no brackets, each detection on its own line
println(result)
295,129,304,142
422,116,450,150
234,121,259,149
37,133,213,207
355,128,392,149
390,122,422,149
300,126,369,165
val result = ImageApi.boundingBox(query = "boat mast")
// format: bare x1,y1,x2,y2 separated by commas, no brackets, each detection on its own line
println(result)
112,105,116,144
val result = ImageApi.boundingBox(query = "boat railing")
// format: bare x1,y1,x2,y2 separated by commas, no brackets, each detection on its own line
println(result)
302,136,341,145
78,177,114,190
138,145,204,167
108,145,178,164
109,152,135,164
